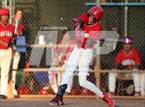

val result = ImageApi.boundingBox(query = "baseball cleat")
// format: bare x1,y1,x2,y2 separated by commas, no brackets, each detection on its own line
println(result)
49,96,63,106
134,91,141,96
109,92,115,97
103,93,116,107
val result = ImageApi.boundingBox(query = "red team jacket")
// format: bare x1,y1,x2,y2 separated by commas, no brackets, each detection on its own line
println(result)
0,23,15,49
75,22,102,49
17,23,24,33
115,48,141,68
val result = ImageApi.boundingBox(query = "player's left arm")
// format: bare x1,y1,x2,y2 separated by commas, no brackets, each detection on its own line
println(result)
134,49,142,69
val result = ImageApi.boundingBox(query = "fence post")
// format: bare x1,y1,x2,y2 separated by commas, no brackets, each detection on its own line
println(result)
124,0,128,36
9,0,14,24
95,41,101,91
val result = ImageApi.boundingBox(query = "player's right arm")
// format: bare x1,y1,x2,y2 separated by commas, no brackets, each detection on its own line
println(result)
72,13,89,29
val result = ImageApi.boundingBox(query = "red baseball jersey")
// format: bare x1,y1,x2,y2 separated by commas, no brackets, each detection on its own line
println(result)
115,48,141,67
75,22,102,49
0,23,15,49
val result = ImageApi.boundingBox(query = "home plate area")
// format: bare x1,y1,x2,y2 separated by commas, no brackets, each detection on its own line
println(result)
0,97,145,107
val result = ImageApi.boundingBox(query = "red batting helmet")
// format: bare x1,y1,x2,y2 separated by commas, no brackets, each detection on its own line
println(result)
88,5,103,21
0,8,9,15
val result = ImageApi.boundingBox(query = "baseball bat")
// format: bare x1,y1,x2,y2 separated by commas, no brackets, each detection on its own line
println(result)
14,18,19,34
8,19,20,98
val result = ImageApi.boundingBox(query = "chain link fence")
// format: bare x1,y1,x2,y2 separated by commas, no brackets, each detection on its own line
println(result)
99,4,145,96
3,0,144,96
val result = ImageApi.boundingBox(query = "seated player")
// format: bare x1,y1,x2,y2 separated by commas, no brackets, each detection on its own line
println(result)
108,36,143,96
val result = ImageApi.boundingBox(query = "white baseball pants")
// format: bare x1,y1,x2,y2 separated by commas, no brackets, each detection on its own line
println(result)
109,69,145,96
60,46,104,98
49,68,74,94
0,48,12,96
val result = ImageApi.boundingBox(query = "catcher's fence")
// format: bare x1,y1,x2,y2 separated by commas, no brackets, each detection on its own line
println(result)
1,0,145,97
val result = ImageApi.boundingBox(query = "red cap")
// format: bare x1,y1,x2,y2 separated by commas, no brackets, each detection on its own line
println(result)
123,37,133,44
0,8,9,15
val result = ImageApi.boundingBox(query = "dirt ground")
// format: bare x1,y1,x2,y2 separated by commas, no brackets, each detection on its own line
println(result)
0,97,144,107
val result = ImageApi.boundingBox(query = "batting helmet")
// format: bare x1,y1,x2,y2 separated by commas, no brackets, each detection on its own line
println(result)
88,5,103,21
123,37,133,44
0,8,9,15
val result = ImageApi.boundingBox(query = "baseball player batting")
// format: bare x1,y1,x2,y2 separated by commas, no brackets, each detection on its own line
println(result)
0,8,15,99
49,5,115,107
